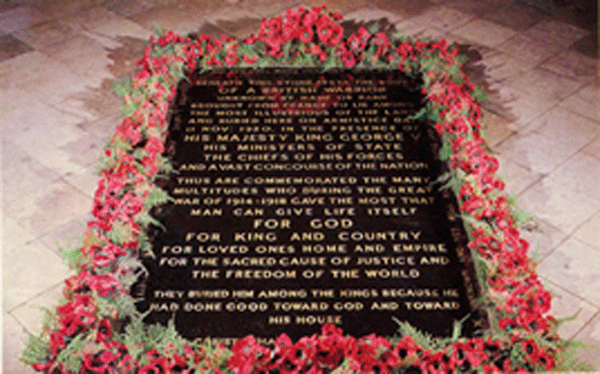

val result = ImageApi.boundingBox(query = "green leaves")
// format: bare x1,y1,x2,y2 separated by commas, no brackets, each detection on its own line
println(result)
122,318,188,363
393,318,453,351
21,335,51,366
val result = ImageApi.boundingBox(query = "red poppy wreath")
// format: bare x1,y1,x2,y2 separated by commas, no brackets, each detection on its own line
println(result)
23,5,578,374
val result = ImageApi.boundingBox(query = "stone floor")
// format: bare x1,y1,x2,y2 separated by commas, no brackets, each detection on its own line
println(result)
1,0,598,372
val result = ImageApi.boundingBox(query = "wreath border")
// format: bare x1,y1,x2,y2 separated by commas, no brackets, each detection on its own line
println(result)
24,6,574,373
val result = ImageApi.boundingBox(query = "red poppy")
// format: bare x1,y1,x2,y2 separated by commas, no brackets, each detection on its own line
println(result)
225,49,239,66
299,26,313,44
82,349,118,373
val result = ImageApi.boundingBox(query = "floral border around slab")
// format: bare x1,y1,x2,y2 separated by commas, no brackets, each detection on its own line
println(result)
24,6,578,373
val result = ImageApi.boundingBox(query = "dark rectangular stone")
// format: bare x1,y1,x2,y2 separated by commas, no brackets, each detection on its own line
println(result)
135,68,484,344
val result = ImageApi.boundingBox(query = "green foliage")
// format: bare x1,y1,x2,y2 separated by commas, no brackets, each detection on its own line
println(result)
156,155,176,175
111,77,133,99
58,241,84,270
436,170,463,197
146,185,173,208
106,220,133,245
122,317,188,363
135,212,164,231
98,139,133,172
505,193,535,229
110,293,140,319
473,254,490,296
152,22,165,37
367,22,381,35
471,85,487,103
438,136,454,162
117,256,147,288
55,333,89,372
407,106,428,121
21,334,51,365
556,339,595,372
330,358,353,373
393,318,453,351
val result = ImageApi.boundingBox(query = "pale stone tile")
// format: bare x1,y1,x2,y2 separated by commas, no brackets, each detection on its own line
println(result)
10,284,63,335
0,85,27,115
129,2,210,36
0,50,55,90
103,35,151,79
371,0,433,18
302,0,371,15
12,19,78,49
495,131,576,174
445,0,496,16
55,5,124,33
12,116,106,176
3,216,36,249
74,111,122,140
1,97,81,144
452,19,517,48
496,33,564,68
40,34,115,86
213,14,262,40
573,212,600,249
481,1,546,31
63,163,101,199
56,79,123,126
488,85,556,126
506,67,587,104
538,238,600,306
395,18,445,40
481,109,514,146
399,5,475,33
582,136,600,160
523,19,589,48
542,152,600,207
539,49,599,82
195,22,228,39
38,213,92,255
199,5,265,40
344,7,405,24
27,0,97,19
0,3,47,33
239,0,302,18
80,29,122,50
477,49,529,87
560,81,600,122
90,16,154,41
573,312,600,369
495,155,542,196
103,0,157,17
439,31,472,46
543,282,599,340
4,179,92,239
2,141,61,205
3,238,71,311
528,107,600,150
518,217,568,261
3,313,36,374
517,182,598,234
0,50,94,107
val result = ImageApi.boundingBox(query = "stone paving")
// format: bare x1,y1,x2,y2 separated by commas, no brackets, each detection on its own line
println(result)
1,0,598,372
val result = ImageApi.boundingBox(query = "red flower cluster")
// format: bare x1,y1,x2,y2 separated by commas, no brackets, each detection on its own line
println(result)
228,325,418,374
26,6,568,374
